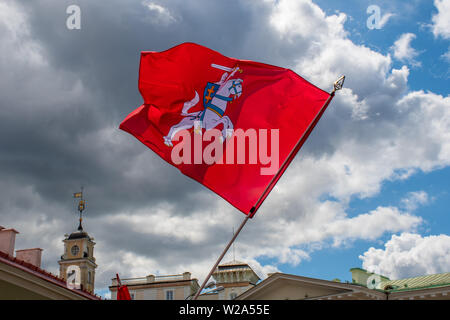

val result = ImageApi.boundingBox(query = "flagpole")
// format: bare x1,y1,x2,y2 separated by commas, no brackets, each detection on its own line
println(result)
116,273,122,287
192,75,345,300
193,214,250,300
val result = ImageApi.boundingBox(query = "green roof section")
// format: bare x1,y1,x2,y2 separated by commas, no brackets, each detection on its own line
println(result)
380,272,450,292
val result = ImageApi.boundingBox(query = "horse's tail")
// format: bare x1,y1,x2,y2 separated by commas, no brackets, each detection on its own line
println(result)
181,91,200,116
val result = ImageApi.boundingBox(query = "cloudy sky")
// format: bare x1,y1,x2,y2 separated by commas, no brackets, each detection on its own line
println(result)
1,0,449,298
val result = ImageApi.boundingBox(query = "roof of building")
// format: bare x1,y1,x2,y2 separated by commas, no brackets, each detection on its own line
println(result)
109,273,199,289
381,272,450,292
0,250,100,300
236,272,386,300
67,231,90,240
213,261,261,287
219,260,248,267
215,260,260,278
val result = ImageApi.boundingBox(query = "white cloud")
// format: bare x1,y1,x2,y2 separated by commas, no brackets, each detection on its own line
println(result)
391,33,421,66
431,0,450,64
101,205,224,244
431,0,450,39
400,191,429,211
142,1,178,25
360,233,450,279
442,48,450,62
324,207,422,246
0,1,46,66
269,0,347,41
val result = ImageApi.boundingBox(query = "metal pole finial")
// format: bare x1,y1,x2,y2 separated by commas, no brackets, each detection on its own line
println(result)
73,188,86,232
333,75,345,93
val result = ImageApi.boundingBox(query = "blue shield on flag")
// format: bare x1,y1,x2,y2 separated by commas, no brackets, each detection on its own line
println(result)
203,82,220,107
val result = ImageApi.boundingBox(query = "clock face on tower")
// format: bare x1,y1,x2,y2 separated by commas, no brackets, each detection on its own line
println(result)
71,245,80,256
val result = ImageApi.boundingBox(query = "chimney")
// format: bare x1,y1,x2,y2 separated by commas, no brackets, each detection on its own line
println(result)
15,248,43,268
183,272,191,280
0,227,19,256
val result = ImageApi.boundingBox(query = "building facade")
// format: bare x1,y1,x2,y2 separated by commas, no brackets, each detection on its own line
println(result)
109,272,199,300
236,268,450,300
0,225,99,300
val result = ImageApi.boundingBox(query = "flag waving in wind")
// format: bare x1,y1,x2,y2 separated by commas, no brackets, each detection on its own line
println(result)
115,274,131,300
120,42,332,217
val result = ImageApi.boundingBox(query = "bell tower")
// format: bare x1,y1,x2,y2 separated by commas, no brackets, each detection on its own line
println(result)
58,190,97,293
212,260,260,300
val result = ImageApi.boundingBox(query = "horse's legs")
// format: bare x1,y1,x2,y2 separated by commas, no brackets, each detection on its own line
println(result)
203,115,234,143
215,116,234,142
222,116,234,139
164,116,197,146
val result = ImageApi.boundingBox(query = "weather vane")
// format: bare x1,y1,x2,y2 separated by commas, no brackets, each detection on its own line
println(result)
73,187,87,231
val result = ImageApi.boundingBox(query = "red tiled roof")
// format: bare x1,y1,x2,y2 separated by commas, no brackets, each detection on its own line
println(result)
0,250,101,300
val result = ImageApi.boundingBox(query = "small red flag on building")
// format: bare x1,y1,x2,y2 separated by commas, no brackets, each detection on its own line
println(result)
120,43,333,217
116,274,131,300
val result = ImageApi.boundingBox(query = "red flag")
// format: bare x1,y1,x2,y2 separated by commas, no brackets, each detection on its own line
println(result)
117,285,131,300
120,43,331,217
116,274,131,300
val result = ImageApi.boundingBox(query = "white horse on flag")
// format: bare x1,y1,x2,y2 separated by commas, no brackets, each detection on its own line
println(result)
163,65,243,147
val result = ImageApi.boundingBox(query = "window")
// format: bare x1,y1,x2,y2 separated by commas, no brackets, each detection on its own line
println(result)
88,271,92,284
71,245,79,256
166,290,174,300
